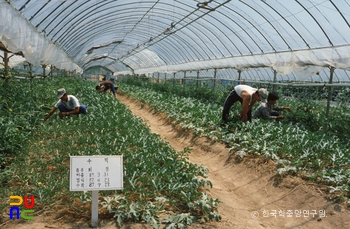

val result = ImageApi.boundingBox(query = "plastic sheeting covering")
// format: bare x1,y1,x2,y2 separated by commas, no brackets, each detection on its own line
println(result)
0,1,81,72
1,0,350,82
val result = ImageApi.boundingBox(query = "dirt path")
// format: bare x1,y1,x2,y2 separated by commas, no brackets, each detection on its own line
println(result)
2,93,349,229
117,93,350,229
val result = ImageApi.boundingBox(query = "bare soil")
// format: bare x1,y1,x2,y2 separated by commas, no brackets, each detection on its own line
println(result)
2,93,350,229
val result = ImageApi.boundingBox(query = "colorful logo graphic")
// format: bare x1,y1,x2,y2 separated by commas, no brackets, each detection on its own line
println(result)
9,196,35,220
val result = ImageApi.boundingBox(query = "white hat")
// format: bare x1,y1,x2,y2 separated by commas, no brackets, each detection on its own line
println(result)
258,88,268,103
56,88,66,98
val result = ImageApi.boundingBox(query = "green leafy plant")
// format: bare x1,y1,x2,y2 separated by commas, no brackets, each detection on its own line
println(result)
1,77,220,228
119,80,350,201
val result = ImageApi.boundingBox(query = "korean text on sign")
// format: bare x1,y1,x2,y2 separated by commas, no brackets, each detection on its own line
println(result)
70,156,123,191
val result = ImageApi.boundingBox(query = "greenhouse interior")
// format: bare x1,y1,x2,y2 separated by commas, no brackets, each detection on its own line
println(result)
1,0,350,228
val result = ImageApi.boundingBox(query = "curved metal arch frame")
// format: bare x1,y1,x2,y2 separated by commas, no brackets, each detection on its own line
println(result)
152,0,233,59
117,34,183,66
76,35,186,70
162,1,232,58
221,5,273,53
63,8,221,63
71,20,201,66
261,1,310,49
83,32,179,68
84,65,114,73
63,11,208,60
18,0,89,39
161,32,207,62
79,31,197,68
119,17,218,63
49,0,104,41
340,69,350,81
24,0,51,21
57,6,204,56
123,52,162,69
329,0,350,28
52,1,189,45
36,0,79,32
56,7,140,46
118,32,190,67
119,0,163,43
215,7,259,55
17,0,31,12
307,0,347,45
135,27,205,63
199,17,242,56
239,0,291,51
82,56,115,68
58,1,228,63
15,0,266,66
295,0,333,46
274,1,321,48
240,70,254,81
34,1,66,28
7,0,350,81
84,62,129,73
120,29,202,64
185,13,236,57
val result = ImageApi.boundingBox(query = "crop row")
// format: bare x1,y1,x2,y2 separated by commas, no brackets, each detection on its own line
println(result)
119,80,350,202
124,77,350,143
0,77,220,228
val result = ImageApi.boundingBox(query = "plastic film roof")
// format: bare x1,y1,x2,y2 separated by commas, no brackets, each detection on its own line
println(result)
1,0,350,81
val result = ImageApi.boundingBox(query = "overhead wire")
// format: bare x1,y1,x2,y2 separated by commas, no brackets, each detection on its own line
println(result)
108,0,231,67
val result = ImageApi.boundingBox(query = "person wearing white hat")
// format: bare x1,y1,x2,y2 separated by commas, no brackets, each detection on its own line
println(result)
43,88,87,123
222,85,268,122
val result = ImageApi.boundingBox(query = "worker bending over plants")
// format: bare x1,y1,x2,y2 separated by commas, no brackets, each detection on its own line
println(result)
222,84,268,122
253,92,291,120
43,88,87,123
96,80,118,97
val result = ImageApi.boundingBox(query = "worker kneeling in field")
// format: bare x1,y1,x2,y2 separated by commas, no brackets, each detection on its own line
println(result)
43,88,87,123
253,92,291,120
222,85,268,122
96,80,118,97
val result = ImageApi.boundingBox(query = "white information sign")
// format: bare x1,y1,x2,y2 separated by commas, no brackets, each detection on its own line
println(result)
70,155,123,191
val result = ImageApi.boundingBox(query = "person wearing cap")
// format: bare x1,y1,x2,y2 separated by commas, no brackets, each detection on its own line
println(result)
96,80,117,97
253,92,291,120
42,88,87,123
222,85,268,122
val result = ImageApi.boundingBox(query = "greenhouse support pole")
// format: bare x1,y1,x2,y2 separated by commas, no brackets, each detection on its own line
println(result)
213,68,217,89
183,71,186,84
196,70,199,89
237,70,241,85
50,65,53,77
324,66,335,131
165,73,167,84
4,51,9,82
173,73,175,88
157,72,160,83
42,64,46,79
272,70,277,91
23,63,28,79
29,63,33,82
183,71,186,93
